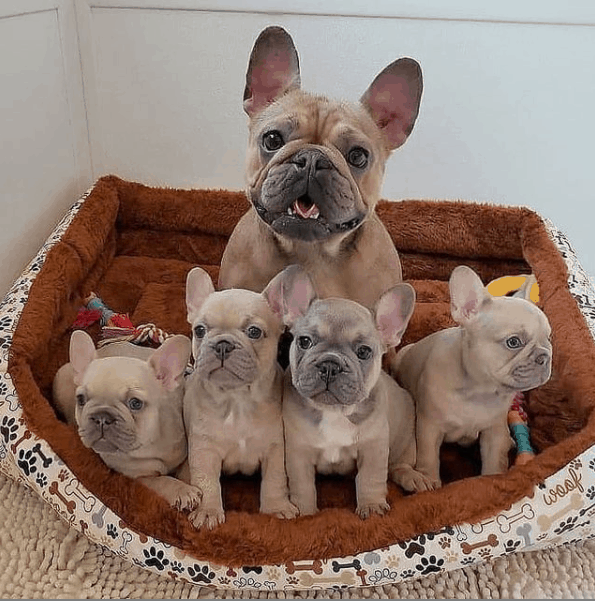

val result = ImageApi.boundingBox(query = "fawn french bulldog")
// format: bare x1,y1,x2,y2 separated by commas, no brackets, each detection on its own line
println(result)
272,266,433,518
392,266,552,488
183,266,298,529
52,331,201,511
218,25,423,309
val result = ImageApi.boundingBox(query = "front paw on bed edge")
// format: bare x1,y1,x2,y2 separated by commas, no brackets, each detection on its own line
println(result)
189,505,225,530
261,498,299,519
356,501,390,519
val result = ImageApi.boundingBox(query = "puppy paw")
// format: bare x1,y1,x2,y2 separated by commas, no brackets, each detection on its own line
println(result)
261,498,299,519
392,467,441,492
356,501,390,520
172,484,203,512
188,506,225,530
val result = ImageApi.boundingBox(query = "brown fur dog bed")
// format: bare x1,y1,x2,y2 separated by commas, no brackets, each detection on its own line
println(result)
2,174,595,590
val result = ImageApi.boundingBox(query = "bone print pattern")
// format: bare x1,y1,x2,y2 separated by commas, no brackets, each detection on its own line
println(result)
0,189,595,590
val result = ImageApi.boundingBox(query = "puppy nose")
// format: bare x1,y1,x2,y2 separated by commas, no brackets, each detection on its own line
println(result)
213,340,235,361
91,412,115,428
317,359,342,383
535,352,550,366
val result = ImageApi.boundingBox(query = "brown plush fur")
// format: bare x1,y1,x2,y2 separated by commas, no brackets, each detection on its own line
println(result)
8,174,595,566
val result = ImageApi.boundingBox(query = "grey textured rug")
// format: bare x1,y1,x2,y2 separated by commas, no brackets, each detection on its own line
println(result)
0,474,594,599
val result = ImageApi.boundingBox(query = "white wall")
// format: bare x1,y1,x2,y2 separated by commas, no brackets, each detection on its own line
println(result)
0,0,91,297
1,1,594,298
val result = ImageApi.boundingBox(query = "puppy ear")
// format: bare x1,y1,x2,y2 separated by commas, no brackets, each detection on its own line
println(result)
360,57,423,150
70,330,97,386
375,283,416,348
243,25,301,117
186,267,215,324
450,265,490,324
262,265,316,327
512,274,539,304
149,335,192,392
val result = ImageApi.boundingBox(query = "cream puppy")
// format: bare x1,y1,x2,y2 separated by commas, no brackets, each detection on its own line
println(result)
392,265,552,488
274,266,433,518
183,266,298,530
52,331,201,510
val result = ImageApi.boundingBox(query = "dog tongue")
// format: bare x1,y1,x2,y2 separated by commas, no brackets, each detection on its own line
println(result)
293,199,320,219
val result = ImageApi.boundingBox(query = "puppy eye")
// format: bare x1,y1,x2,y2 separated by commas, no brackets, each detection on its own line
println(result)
128,398,143,411
76,394,86,407
246,326,263,339
506,336,524,350
194,324,206,339
262,130,285,152
298,336,313,350
347,146,369,169
356,345,373,360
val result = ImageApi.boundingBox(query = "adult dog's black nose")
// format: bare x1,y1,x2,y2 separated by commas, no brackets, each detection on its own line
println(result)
291,148,332,172
317,359,342,384
213,340,235,361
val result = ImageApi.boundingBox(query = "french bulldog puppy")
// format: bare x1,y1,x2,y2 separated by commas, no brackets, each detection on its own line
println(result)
273,266,433,518
183,266,298,529
218,25,423,309
52,331,201,510
392,265,552,488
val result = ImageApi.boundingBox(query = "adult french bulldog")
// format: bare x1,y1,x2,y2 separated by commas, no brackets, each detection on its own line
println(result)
271,265,433,518
392,265,552,488
183,266,298,529
218,25,423,309
52,331,201,510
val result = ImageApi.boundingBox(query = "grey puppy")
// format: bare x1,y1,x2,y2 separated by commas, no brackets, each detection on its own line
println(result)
183,266,298,530
392,265,552,488
272,266,433,518
52,331,201,510
219,25,423,309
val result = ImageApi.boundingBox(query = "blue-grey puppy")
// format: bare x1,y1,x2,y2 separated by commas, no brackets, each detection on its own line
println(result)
274,266,433,519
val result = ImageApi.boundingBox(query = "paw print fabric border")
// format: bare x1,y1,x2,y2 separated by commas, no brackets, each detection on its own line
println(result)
0,183,594,591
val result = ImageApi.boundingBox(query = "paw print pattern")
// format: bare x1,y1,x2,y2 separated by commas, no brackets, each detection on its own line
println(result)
504,539,521,553
287,576,299,585
554,516,579,535
461,556,476,565
143,547,170,571
187,564,215,584
438,536,451,549
1,416,17,443
17,448,37,476
586,486,595,501
35,473,47,488
416,555,445,575
400,569,415,579
106,524,118,539
478,548,493,559
570,458,582,470
170,560,184,573
0,315,11,331
0,382,8,397
589,458,595,472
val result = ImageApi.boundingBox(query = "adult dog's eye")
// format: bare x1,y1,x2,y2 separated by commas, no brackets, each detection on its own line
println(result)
246,325,262,339
347,146,369,169
194,324,206,339
298,336,313,350
262,130,285,152
128,398,143,411
506,336,524,350
76,394,86,407
356,345,373,360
